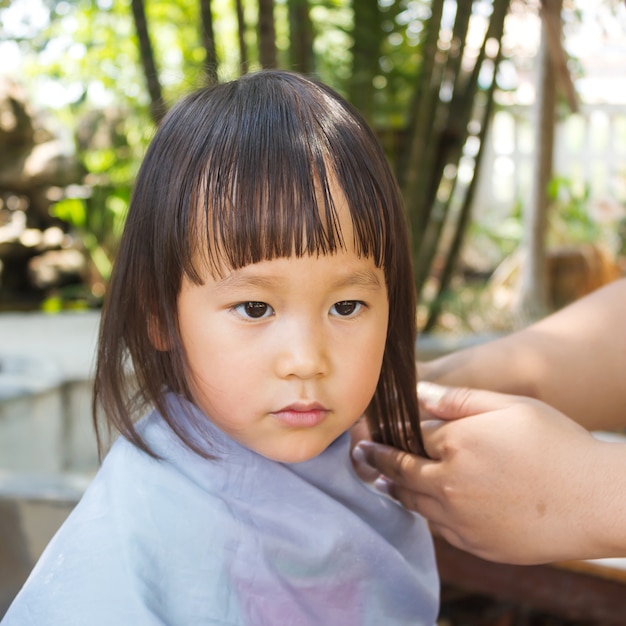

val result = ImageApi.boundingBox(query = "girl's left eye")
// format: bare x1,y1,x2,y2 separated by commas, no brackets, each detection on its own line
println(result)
331,300,363,317
233,301,274,319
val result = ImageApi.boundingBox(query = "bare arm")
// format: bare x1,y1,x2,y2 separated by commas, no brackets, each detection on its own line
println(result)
419,278,626,431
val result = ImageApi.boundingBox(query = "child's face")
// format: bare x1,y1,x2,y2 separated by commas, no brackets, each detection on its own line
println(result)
177,195,389,463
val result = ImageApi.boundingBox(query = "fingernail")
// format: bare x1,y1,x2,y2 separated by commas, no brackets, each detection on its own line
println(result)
373,475,392,495
417,381,447,405
351,443,366,465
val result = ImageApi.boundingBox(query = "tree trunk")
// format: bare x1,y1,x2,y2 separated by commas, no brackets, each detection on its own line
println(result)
397,0,512,328
348,0,383,121
411,0,473,297
235,0,249,74
258,0,277,69
199,0,219,85
515,0,561,323
398,0,444,252
130,0,165,125
423,0,510,331
288,0,314,74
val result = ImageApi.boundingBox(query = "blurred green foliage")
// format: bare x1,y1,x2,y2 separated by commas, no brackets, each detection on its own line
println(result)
1,0,514,327
3,0,438,302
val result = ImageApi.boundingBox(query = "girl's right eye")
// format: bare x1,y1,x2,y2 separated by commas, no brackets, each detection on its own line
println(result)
232,301,274,320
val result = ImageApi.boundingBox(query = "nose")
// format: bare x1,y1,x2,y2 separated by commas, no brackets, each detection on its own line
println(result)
274,318,328,380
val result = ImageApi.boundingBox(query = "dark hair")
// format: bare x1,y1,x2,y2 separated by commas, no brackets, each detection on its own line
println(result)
93,70,425,459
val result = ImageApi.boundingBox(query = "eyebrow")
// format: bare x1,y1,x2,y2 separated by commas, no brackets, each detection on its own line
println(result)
331,269,383,290
214,273,281,290
214,267,383,291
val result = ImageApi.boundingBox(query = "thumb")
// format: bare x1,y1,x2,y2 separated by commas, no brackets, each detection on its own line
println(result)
417,381,524,420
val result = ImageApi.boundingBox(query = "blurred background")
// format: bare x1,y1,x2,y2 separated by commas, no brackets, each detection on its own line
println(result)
1,0,625,331
2,0,626,623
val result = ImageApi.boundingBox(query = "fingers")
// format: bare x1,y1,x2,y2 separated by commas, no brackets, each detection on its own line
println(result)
417,381,527,420
420,419,446,459
353,440,429,486
351,440,466,533
351,441,382,483
373,472,452,531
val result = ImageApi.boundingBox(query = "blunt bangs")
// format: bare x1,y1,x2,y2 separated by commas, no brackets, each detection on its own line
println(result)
158,72,395,282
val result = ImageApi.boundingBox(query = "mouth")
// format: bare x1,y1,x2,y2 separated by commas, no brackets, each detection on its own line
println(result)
271,403,329,428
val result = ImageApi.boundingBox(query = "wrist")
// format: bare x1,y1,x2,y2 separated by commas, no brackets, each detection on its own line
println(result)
418,350,477,388
579,440,626,560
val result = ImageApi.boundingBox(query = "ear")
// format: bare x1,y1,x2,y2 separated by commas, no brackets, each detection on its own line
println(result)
147,315,172,352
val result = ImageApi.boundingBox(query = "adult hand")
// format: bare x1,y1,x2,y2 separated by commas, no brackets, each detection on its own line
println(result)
353,382,626,565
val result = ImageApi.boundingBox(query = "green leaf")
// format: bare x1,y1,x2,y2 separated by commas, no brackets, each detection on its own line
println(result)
51,198,87,229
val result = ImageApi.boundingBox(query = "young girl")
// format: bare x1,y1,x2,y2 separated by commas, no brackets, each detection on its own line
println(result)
2,70,439,625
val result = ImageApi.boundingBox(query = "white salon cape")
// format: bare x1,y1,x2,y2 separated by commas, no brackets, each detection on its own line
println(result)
2,394,439,625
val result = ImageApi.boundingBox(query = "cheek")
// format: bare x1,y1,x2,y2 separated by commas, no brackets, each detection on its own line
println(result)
187,340,263,407
369,313,389,383
370,306,390,365
179,329,227,404
186,360,241,424
346,324,388,394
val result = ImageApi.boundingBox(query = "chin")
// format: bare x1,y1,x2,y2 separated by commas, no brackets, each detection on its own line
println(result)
259,442,330,464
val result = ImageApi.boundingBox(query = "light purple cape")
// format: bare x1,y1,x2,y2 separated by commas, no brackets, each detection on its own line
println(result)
2,394,439,625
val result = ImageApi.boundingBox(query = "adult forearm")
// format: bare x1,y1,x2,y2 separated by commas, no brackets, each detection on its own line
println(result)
420,279,626,432
419,333,540,398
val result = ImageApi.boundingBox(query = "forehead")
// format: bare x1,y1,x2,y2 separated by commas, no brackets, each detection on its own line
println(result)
209,249,385,293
